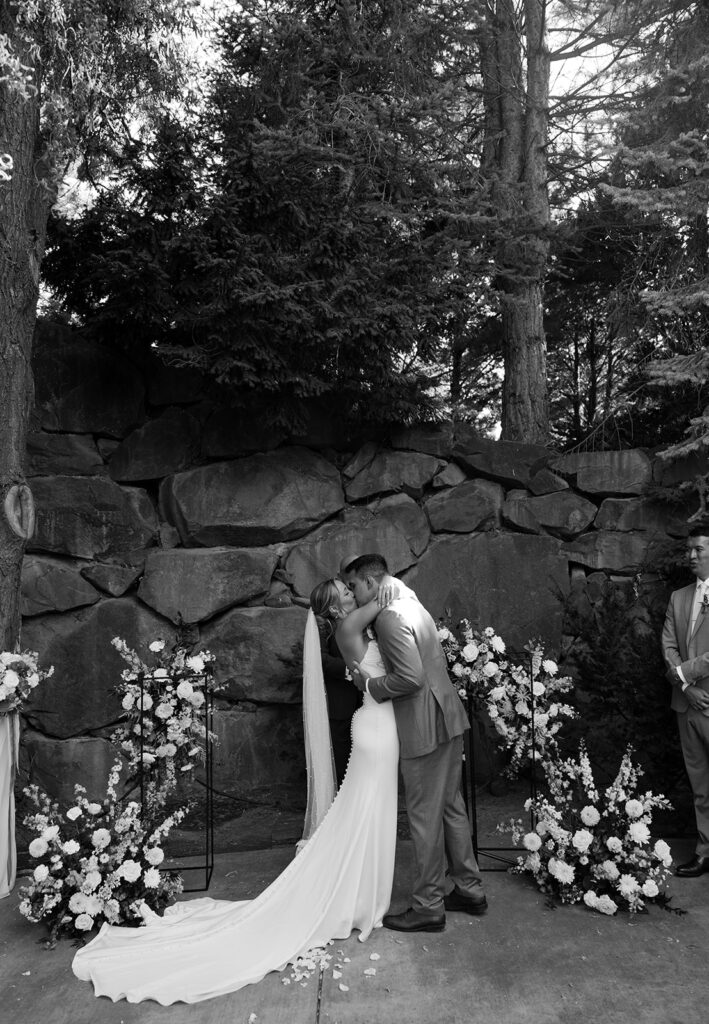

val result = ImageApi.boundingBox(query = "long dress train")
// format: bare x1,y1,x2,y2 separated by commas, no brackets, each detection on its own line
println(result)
0,711,20,899
72,642,398,1005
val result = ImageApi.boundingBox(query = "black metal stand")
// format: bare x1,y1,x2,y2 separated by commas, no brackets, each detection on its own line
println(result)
138,675,215,893
462,653,540,872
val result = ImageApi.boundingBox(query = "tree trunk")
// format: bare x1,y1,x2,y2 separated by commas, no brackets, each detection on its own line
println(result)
479,0,550,443
0,16,47,651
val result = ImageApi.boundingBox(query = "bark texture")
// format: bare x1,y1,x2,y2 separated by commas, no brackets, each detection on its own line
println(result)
0,12,47,650
480,0,550,443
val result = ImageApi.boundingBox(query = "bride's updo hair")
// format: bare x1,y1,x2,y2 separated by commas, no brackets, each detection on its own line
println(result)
310,579,341,633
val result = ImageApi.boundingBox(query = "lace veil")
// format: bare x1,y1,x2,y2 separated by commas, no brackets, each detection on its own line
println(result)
297,609,336,852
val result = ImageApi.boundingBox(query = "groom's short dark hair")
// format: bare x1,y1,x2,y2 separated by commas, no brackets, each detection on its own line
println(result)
688,521,709,538
347,553,388,579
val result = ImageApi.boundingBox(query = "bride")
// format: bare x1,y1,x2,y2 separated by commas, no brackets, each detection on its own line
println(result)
72,578,399,1005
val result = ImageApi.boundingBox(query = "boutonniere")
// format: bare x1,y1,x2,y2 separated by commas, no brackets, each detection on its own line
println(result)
702,593,709,615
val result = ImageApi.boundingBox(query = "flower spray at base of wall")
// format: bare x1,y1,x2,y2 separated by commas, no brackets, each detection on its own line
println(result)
504,742,674,916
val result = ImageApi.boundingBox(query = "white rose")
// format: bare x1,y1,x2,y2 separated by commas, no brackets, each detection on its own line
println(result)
121,693,135,711
153,668,169,680
87,803,102,815
176,680,193,700
155,703,173,719
532,681,545,697
483,662,498,677
91,828,112,850
41,824,60,841
462,643,479,663
189,690,205,708
186,655,205,673
142,752,157,765
66,806,82,821
595,894,617,915
83,870,102,892
145,847,165,866
3,669,19,691
119,859,142,883
487,706,499,719
74,913,94,931
523,833,542,852
606,836,623,854
583,890,598,908
149,640,165,653
62,839,80,855
642,879,659,898
542,659,558,676
138,693,154,711
572,829,594,854
489,686,506,701
580,805,600,827
143,867,161,889
33,864,49,883
29,838,49,858
437,627,451,641
163,742,177,757
514,700,529,716
490,635,506,654
452,663,465,678
654,839,671,861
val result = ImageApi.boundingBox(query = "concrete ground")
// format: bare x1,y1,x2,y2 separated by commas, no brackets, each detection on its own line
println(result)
0,831,707,1024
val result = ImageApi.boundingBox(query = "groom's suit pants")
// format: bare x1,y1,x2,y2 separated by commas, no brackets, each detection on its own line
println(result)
400,734,482,913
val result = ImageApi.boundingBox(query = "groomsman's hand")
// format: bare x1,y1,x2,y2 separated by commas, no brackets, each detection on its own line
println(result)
351,661,368,692
686,686,709,712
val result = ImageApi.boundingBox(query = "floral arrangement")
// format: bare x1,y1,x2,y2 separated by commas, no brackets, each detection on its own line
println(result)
19,760,185,946
437,620,575,777
505,742,673,915
0,649,54,713
110,636,222,805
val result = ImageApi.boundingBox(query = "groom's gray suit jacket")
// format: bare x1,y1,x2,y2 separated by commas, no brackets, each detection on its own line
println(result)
367,596,469,759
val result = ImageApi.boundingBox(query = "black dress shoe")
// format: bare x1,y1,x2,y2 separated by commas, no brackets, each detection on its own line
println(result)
444,889,488,915
675,855,709,877
382,907,445,932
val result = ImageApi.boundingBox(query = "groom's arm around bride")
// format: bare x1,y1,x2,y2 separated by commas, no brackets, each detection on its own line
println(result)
345,554,487,932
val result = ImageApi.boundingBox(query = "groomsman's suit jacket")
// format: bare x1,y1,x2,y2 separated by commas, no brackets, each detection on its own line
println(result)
662,583,709,710
662,580,709,857
367,596,469,758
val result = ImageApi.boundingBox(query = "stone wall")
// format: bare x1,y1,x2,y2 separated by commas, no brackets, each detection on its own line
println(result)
18,324,689,807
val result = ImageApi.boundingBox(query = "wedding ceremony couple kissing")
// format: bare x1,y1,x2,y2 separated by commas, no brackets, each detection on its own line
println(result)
71,551,486,1005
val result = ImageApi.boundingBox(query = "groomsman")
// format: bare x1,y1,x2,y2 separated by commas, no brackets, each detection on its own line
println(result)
662,523,709,876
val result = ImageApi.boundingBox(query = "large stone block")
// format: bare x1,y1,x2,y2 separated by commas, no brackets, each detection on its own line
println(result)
528,467,569,496
80,562,143,597
424,480,504,533
160,448,344,546
562,531,652,573
594,496,686,534
342,442,379,481
345,450,444,502
108,407,201,482
390,423,456,458
526,492,597,540
22,598,176,738
26,432,105,477
21,555,100,616
201,606,308,703
28,476,158,559
212,705,305,807
366,494,431,556
282,507,420,598
138,547,279,624
21,732,117,805
500,499,542,535
551,450,652,495
403,533,569,651
452,435,552,488
32,324,145,438
432,462,467,489
201,406,285,458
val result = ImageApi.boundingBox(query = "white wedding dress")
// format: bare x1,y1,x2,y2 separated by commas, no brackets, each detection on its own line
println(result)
72,642,398,1005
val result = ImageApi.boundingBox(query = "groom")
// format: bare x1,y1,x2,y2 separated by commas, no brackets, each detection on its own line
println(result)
345,553,486,932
